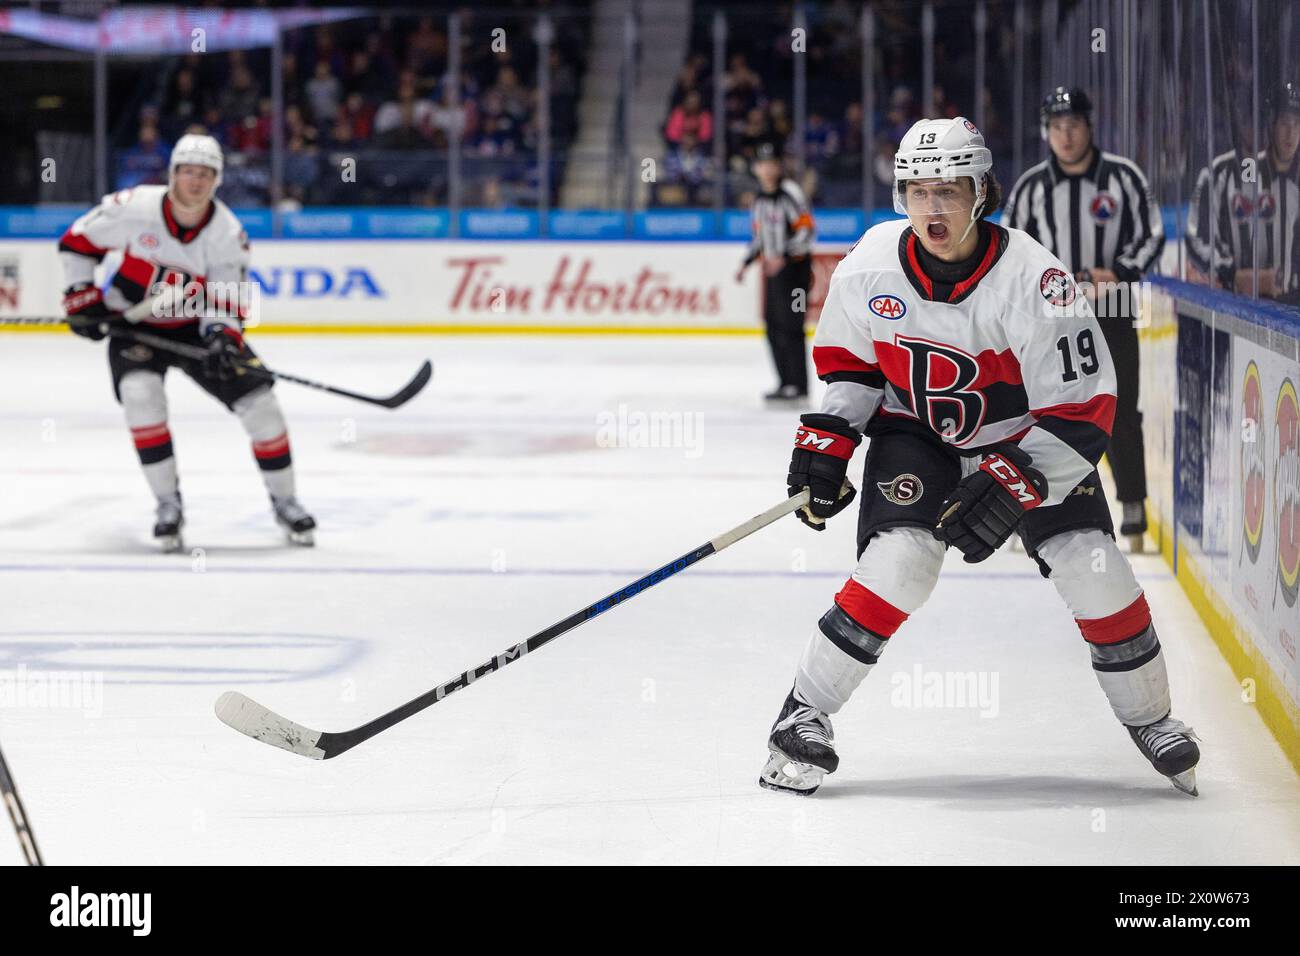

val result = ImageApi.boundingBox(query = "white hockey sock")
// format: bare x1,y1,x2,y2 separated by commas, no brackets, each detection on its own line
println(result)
794,527,945,715
233,388,296,500
119,371,179,501
1038,529,1171,725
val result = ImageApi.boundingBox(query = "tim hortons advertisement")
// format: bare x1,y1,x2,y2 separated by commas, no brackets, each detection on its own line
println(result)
0,240,772,330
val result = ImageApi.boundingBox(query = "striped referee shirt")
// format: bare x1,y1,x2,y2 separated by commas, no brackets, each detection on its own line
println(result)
1005,147,1165,282
1187,148,1300,295
744,180,815,264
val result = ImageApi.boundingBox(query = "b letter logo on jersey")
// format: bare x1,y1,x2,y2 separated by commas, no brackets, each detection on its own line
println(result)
1089,193,1118,221
1039,268,1076,306
877,473,923,505
895,335,986,446
869,294,907,320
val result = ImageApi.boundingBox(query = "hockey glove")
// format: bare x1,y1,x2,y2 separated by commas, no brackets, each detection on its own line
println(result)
63,283,117,341
202,325,244,382
934,444,1047,563
788,413,861,530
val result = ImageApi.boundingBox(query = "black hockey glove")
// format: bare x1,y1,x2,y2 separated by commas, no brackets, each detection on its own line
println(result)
63,283,118,341
202,324,244,382
934,444,1048,563
788,413,861,530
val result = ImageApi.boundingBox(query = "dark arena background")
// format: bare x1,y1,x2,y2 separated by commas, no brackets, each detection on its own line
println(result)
0,0,1295,913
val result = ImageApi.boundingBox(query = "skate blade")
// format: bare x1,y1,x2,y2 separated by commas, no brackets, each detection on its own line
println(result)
284,529,315,547
758,751,826,796
1169,768,1198,796
156,534,183,554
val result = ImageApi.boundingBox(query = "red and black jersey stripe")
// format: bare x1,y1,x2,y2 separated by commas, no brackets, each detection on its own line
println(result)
812,345,887,389
58,229,108,262
1031,394,1117,466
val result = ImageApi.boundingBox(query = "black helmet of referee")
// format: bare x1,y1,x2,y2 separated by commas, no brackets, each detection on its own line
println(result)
1267,81,1300,122
1040,86,1092,137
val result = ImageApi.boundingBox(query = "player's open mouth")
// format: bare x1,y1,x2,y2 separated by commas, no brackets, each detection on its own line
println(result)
926,221,949,241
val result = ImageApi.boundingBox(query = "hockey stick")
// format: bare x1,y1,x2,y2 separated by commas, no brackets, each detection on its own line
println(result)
215,489,812,760
15,311,434,409
105,326,434,409
0,741,43,866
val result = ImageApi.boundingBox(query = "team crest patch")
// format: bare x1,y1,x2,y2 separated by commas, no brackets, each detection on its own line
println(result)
120,344,154,362
1089,192,1118,220
869,294,907,319
878,473,923,505
1259,194,1276,220
1039,268,1076,306
963,119,980,135
138,232,160,250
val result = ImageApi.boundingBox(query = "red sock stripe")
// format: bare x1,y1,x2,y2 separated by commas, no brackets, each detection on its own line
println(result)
1077,593,1152,645
130,423,172,450
834,578,909,637
252,433,290,459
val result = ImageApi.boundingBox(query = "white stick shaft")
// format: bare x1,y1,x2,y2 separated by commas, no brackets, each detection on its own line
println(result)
709,488,809,552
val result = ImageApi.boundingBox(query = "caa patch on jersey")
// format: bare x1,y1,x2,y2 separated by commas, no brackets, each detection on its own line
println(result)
869,293,907,320
877,473,923,505
1039,267,1077,307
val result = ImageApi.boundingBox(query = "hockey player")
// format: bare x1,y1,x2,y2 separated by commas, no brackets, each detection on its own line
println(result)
760,118,1200,797
59,133,316,551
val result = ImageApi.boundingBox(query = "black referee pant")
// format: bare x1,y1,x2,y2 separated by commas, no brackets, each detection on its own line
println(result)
763,256,811,394
1096,309,1147,503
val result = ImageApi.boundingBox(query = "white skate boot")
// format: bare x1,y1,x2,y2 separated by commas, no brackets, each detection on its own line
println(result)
272,496,316,546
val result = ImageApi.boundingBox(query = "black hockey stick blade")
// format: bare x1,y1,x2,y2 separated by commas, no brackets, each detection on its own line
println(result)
214,491,810,760
374,358,432,409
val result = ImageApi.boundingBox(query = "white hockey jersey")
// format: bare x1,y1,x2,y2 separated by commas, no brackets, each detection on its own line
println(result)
814,218,1117,506
58,184,250,334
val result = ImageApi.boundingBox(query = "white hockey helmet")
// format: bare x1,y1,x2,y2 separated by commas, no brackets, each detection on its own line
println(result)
169,133,223,189
893,117,993,220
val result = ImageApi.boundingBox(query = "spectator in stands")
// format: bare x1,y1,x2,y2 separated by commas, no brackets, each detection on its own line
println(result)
805,111,839,162
406,16,447,77
491,65,532,124
430,85,475,147
374,70,434,139
339,92,375,144
347,49,392,104
724,53,762,115
230,98,273,153
162,68,204,139
116,116,170,189
882,86,917,145
218,63,261,127
738,107,774,162
375,101,430,150
839,102,865,156
665,89,713,145
930,83,959,120
283,132,320,205
306,60,343,128
664,131,713,204
475,89,523,155
768,99,792,143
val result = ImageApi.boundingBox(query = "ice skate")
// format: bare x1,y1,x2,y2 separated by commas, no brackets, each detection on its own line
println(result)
272,496,316,546
153,494,184,553
758,687,838,796
1127,714,1201,796
1120,501,1147,553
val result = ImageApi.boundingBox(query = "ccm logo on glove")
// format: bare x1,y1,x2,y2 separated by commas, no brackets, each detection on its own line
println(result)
980,453,1044,508
794,425,857,460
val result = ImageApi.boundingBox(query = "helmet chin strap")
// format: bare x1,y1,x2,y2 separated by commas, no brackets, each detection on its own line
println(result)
957,176,987,244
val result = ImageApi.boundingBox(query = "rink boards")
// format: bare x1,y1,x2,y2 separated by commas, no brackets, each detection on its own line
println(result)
1143,279,1300,771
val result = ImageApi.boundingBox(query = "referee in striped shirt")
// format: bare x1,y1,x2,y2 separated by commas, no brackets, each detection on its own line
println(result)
736,142,817,403
1187,82,1300,304
1005,87,1165,548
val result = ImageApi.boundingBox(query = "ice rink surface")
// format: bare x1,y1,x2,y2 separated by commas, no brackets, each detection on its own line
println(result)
2,332,1298,865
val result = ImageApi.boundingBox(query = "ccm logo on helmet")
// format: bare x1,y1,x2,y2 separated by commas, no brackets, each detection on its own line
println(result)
869,294,907,319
